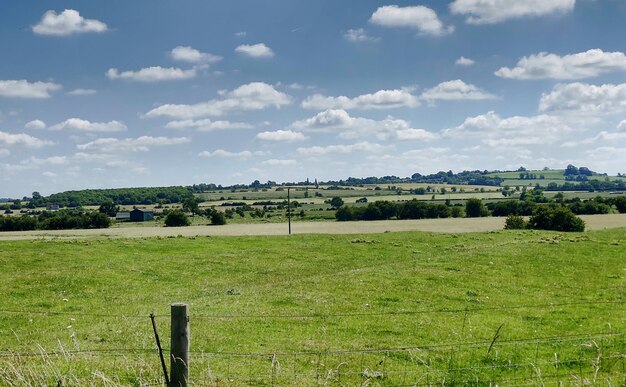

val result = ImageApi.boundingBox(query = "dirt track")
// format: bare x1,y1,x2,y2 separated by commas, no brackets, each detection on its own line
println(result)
1,214,625,241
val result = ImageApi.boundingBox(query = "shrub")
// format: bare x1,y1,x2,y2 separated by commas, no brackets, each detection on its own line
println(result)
527,206,585,232
504,215,527,230
211,211,226,225
164,210,190,227
465,198,489,218
613,196,626,213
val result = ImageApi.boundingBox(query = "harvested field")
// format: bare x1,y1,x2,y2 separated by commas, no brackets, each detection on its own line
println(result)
0,214,625,240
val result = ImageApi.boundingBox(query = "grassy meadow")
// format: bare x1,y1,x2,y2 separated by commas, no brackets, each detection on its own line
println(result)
0,228,624,385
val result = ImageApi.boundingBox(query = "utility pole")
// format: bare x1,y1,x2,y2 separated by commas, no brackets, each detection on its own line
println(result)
287,187,291,235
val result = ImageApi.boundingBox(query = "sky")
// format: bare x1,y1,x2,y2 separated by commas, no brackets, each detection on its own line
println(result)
2,0,626,197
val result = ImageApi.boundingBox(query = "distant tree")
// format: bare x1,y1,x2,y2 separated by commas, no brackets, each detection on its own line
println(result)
329,197,344,209
211,211,226,225
527,206,585,232
504,215,527,230
182,197,201,216
98,201,119,217
612,196,626,213
465,198,489,218
564,164,579,176
164,210,190,227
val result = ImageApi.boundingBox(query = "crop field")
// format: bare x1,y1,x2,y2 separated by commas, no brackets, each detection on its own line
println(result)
0,226,625,385
1,214,626,241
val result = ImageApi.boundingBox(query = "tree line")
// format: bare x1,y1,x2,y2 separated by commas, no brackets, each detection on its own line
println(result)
0,210,111,232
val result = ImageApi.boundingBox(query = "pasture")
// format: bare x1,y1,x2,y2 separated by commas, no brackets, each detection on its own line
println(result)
0,226,624,385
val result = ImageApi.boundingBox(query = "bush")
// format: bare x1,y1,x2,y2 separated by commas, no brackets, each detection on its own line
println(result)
504,215,527,230
613,196,626,213
211,211,226,225
527,206,585,232
164,210,190,227
465,198,489,218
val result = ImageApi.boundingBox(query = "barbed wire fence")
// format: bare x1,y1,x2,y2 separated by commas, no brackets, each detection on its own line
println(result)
1,300,624,385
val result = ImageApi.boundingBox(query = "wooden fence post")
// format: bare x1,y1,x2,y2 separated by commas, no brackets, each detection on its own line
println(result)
170,303,189,386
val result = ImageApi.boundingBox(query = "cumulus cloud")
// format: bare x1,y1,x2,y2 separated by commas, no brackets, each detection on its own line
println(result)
25,120,46,130
302,88,419,110
496,49,626,80
145,82,292,119
455,56,475,66
198,149,269,158
344,28,380,42
260,159,298,166
291,109,438,141
561,131,626,148
0,131,53,148
106,66,199,82
450,0,575,24
24,156,68,166
297,142,387,156
67,88,97,96
618,120,626,131
32,9,108,36
443,111,573,146
235,43,274,58
539,82,626,115
369,5,454,36
420,80,496,101
49,118,127,132
77,136,190,152
170,46,222,63
165,119,253,131
256,130,308,142
0,80,62,99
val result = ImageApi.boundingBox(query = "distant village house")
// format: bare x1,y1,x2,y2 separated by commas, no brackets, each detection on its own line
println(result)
129,208,154,222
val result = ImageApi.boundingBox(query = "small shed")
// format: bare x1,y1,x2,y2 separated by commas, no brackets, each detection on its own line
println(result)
130,208,154,222
115,211,131,221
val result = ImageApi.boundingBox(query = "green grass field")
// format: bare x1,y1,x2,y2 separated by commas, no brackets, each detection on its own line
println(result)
1,229,624,385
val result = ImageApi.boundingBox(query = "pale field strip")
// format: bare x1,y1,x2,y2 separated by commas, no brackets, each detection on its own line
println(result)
0,214,625,241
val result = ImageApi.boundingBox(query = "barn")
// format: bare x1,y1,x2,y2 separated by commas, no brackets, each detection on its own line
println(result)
129,208,154,222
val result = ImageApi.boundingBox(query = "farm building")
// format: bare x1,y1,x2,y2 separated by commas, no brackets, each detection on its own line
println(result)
130,208,154,222
115,212,130,221
46,204,60,211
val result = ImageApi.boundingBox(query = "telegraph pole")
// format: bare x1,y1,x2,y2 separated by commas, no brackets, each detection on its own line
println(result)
287,187,291,235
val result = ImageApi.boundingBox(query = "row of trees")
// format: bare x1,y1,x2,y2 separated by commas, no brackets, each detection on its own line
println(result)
505,206,585,232
336,200,463,221
0,210,111,232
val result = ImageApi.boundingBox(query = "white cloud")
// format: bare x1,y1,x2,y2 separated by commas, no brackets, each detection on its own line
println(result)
145,82,292,119
0,149,10,157
23,156,68,166
496,49,626,80
0,80,61,99
344,28,380,43
198,149,269,158
450,0,575,25
25,120,46,130
455,56,475,66
618,120,626,131
539,82,626,115
165,119,253,131
562,131,626,147
443,111,573,146
297,142,387,156
235,43,274,58
67,88,97,96
77,136,190,153
256,130,308,142
49,118,127,132
170,46,222,63
260,159,298,166
369,5,454,36
420,80,496,101
302,88,419,110
291,109,438,141
235,31,247,38
0,131,53,148
106,66,199,82
32,9,108,36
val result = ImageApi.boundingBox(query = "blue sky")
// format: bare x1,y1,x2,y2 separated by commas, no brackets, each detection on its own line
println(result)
2,0,626,197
